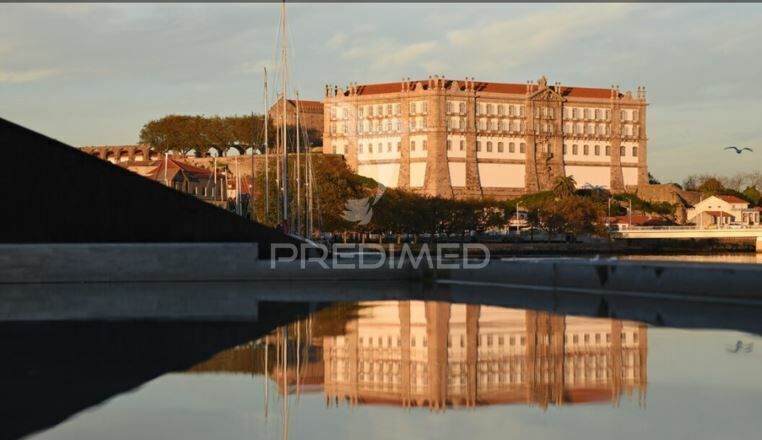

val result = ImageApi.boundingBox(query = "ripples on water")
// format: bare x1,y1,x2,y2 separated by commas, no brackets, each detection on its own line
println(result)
20,300,762,440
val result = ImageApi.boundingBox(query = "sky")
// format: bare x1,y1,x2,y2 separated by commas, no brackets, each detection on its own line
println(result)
1,3,762,183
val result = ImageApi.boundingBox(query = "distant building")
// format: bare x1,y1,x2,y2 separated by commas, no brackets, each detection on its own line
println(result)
147,156,227,205
268,96,324,145
686,195,761,227
323,75,649,199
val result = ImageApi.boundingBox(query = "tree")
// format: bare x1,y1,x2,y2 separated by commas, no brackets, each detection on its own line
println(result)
552,175,577,199
648,172,660,184
697,177,724,195
743,186,761,205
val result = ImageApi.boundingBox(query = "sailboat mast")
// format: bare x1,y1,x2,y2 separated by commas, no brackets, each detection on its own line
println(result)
295,92,301,236
264,68,270,222
280,0,289,230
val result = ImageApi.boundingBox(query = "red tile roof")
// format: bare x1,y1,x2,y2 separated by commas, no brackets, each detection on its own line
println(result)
148,156,212,181
716,194,748,204
288,99,323,113
349,79,619,99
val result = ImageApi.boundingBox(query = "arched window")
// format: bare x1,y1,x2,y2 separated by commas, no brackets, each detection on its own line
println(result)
509,142,515,153
620,146,626,156
410,140,416,151
519,143,526,153
459,140,465,151
605,145,611,156
422,140,428,151
498,142,504,153
447,140,452,151
477,141,482,152
595,145,600,156
486,141,493,152
632,146,638,157
583,145,589,155
572,144,578,155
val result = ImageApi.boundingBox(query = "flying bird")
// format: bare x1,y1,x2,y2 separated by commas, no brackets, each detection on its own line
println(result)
724,146,753,154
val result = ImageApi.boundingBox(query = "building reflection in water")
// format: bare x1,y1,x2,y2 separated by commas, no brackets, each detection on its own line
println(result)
189,301,647,410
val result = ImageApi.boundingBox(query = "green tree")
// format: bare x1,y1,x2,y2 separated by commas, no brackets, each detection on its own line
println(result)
697,177,724,195
553,175,577,199
743,186,761,205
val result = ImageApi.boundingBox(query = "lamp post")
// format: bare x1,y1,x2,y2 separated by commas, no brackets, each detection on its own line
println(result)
628,199,633,227
516,202,523,236
607,197,613,230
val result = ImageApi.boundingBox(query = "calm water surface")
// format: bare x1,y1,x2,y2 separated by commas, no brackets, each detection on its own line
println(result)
22,300,762,440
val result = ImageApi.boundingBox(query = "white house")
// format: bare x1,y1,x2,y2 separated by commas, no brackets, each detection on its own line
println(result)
686,195,761,227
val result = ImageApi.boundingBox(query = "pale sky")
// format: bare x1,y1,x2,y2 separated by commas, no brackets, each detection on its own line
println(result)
1,3,762,183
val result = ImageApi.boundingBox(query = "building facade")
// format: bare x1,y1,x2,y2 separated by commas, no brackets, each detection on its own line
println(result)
268,97,325,145
686,194,762,227
323,76,648,199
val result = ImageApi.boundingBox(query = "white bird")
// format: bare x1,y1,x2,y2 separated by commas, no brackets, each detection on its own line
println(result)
724,146,753,154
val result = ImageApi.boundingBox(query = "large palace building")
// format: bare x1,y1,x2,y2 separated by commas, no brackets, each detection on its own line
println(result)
323,76,648,199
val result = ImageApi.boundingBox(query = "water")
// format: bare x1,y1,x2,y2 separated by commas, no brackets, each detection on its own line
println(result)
9,299,762,440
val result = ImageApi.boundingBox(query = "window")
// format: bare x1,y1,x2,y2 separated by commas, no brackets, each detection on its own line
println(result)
520,143,525,153
378,143,382,153
447,102,453,113
410,140,416,151
369,144,373,153
394,104,400,115
621,110,626,121
358,107,364,118
509,105,515,116
447,140,452,151
509,142,515,153
359,144,364,154
397,142,401,152
332,143,337,154
594,109,600,120
606,109,611,120
409,120,416,131
331,107,337,119
620,146,626,156
572,108,578,119
386,120,392,131
459,140,465,151
519,105,525,117
409,102,416,114
459,102,466,114
633,110,639,122
584,144,589,155
422,102,428,114
479,119,486,130
498,105,505,116
387,142,392,152
376,105,382,116
487,104,494,115
490,119,497,131
584,108,590,119
422,140,427,151
605,145,611,156
386,104,392,115
563,144,568,154
633,146,638,157
368,106,374,117
498,142,504,153
595,145,600,156
572,144,578,155
477,141,482,152
486,141,493,152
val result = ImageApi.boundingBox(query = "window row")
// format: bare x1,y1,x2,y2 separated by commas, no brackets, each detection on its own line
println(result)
474,141,526,154
475,103,526,117
356,104,402,118
357,141,404,154
562,144,639,157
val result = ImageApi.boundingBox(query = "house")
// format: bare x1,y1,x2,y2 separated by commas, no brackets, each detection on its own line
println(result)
147,156,227,206
685,195,760,227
